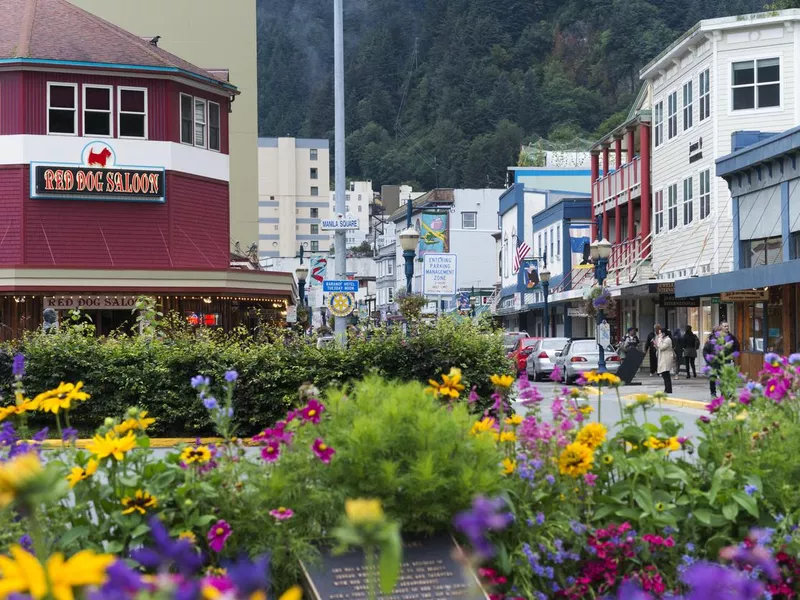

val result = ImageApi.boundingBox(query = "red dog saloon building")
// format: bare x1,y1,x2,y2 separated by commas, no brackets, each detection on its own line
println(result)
0,0,294,338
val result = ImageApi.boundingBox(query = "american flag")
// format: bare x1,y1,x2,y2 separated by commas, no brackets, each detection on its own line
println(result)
512,239,531,274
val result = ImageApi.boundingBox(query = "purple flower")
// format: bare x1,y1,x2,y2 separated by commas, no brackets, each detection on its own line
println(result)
225,554,271,597
744,484,757,496
61,427,78,442
32,428,48,443
12,354,24,378
545,474,555,485
0,422,16,447
468,386,480,403
681,561,764,599
224,370,239,383
301,399,325,424
699,415,711,424
312,438,335,463
549,364,563,382
584,473,598,487
132,517,203,576
706,396,724,413
613,581,651,600
788,353,800,365
535,512,545,525
764,377,790,402
738,391,752,405
92,560,144,600
190,375,210,389
208,520,232,553
764,353,781,367
203,397,219,410
18,535,33,552
260,440,281,463
453,496,513,558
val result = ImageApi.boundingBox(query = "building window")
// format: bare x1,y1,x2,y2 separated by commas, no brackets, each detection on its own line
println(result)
274,225,279,231
668,184,678,230
549,228,554,259
654,101,664,147
180,94,193,144
83,85,112,137
544,231,548,259
655,190,664,234
699,69,710,121
194,98,207,147
537,233,542,256
699,170,711,220
310,208,319,218
791,231,800,260
732,58,780,110
556,226,561,258
388,288,394,303
742,236,782,268
311,187,319,196
682,177,694,226
208,102,220,151
310,149,318,160
311,241,319,252
47,83,77,135
118,87,147,139
310,168,318,180
667,91,678,139
310,224,319,234
682,81,693,131
358,205,363,212
462,211,477,229
388,262,393,275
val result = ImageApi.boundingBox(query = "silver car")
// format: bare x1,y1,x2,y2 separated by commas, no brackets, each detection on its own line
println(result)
553,339,621,383
526,337,569,381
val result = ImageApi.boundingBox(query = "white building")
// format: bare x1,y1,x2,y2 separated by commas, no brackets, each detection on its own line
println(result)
330,180,374,248
642,9,800,332
257,137,332,260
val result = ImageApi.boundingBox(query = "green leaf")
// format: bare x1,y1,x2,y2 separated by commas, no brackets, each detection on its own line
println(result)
693,508,713,526
591,504,616,521
118,475,138,488
379,526,403,595
722,502,739,521
633,487,654,512
131,523,151,539
732,491,760,518
105,541,125,554
615,508,643,520
137,436,151,449
60,526,91,547
195,515,218,527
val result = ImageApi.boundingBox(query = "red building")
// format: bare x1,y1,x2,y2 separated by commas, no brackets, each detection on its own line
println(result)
0,0,294,337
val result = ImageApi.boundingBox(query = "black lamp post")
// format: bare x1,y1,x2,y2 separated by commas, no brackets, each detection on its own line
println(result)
295,265,309,307
590,215,612,373
540,268,551,337
398,199,420,294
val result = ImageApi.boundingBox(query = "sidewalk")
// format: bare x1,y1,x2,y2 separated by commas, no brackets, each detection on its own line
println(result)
620,372,714,408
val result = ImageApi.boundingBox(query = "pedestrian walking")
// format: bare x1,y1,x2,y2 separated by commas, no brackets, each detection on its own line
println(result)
672,328,684,379
646,330,658,376
703,328,722,397
623,328,640,353
720,322,741,354
655,324,674,394
682,325,699,378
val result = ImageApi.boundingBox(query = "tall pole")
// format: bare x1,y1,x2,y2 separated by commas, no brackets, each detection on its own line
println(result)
595,214,607,373
403,199,414,294
333,0,347,346
543,281,550,337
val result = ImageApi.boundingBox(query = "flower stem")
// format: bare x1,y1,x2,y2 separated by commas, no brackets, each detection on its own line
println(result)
365,545,379,600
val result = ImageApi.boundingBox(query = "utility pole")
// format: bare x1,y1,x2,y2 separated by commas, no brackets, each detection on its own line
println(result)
333,0,347,346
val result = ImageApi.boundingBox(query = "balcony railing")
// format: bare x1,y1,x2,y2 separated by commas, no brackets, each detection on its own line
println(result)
592,157,641,212
607,232,653,285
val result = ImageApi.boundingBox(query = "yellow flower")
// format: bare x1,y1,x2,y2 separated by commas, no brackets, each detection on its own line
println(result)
114,411,156,435
501,457,516,475
665,437,682,452
601,373,621,386
643,436,664,450
579,405,594,416
0,453,44,509
469,417,496,436
87,431,137,461
504,414,523,426
345,498,384,525
121,489,158,515
490,374,514,389
602,454,614,465
66,459,98,488
495,431,517,443
179,531,197,545
558,442,594,478
34,382,90,414
0,545,113,600
735,410,749,422
180,446,212,464
278,586,303,600
0,399,39,422
634,393,651,404
426,367,465,398
569,388,583,398
584,371,600,384
576,423,607,450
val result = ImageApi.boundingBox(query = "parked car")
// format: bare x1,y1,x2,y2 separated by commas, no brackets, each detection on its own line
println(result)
503,331,529,353
509,337,541,372
553,338,621,383
526,337,569,381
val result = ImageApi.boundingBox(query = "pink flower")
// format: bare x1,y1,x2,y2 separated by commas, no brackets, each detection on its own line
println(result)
468,386,480,404
706,396,724,413
260,440,281,462
584,473,598,487
764,377,790,402
549,364,563,382
560,419,574,431
286,409,298,422
739,391,752,405
576,374,587,386
207,520,231,552
301,399,325,424
269,507,295,520
253,421,293,445
312,438,335,463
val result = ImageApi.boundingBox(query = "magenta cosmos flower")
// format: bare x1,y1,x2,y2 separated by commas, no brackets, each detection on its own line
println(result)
260,440,281,462
269,507,295,520
312,438,335,463
207,520,232,552
764,377,790,402
301,399,325,424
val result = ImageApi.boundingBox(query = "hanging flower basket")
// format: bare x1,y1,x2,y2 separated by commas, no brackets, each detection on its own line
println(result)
583,286,615,317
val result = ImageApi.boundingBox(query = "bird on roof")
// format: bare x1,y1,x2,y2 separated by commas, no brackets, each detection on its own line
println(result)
149,35,161,46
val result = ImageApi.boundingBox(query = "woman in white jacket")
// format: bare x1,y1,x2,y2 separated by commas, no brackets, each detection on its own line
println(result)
655,324,674,394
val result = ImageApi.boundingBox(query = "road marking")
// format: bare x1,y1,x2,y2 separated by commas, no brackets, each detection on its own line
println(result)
620,395,706,410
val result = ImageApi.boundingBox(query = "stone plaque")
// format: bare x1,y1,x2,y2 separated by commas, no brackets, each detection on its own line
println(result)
301,536,487,600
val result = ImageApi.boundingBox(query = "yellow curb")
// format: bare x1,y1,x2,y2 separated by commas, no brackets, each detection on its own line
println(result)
621,395,707,410
41,437,246,449
581,386,602,396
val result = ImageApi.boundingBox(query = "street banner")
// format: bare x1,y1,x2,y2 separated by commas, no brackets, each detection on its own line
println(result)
416,211,449,257
310,256,327,286
523,259,540,289
570,224,592,269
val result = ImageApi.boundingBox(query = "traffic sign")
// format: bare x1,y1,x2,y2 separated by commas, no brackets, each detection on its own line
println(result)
323,280,359,293
321,218,360,231
328,292,355,317
422,253,457,296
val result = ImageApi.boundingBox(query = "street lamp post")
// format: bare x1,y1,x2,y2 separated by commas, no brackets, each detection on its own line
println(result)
398,200,420,295
590,216,612,373
295,265,309,307
540,268,551,337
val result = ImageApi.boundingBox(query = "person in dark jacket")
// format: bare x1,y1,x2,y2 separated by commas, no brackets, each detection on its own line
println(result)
703,328,723,397
646,330,658,376
682,325,700,378
720,322,741,354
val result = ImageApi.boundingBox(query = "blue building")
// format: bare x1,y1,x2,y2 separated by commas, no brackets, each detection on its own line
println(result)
676,126,800,377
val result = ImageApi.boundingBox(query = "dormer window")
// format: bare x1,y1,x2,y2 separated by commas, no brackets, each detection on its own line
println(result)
180,92,221,151
47,83,77,135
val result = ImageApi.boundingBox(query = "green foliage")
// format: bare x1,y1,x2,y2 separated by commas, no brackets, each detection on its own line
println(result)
1,318,510,435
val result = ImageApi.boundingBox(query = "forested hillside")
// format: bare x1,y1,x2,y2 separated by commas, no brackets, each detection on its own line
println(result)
257,0,785,189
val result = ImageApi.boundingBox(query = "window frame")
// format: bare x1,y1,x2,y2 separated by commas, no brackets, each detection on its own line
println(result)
461,211,477,229
730,56,782,112
46,82,78,136
180,93,194,145
654,101,664,147
310,208,319,218
699,169,711,220
193,97,207,148
311,186,319,196
682,175,694,226
667,91,678,140
655,190,664,234
310,148,318,161
699,69,710,121
310,167,319,180
208,101,221,152
117,86,148,140
310,240,319,252
82,84,113,138
668,184,678,230
310,224,319,235
682,80,693,131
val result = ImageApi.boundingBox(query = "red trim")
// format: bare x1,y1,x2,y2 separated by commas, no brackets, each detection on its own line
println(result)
640,123,651,256
0,265,292,279
0,286,291,295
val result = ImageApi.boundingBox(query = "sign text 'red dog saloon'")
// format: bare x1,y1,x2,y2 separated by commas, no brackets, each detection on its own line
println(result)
33,166,164,201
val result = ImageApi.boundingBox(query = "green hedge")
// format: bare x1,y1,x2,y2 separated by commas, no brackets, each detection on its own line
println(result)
0,319,511,436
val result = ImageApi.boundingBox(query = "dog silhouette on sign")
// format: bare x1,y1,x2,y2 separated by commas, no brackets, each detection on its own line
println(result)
87,147,112,167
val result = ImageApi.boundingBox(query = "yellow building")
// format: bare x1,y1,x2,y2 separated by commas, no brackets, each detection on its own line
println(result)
70,0,259,251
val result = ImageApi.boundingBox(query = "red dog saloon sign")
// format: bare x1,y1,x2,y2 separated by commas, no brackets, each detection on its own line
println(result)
31,142,165,202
